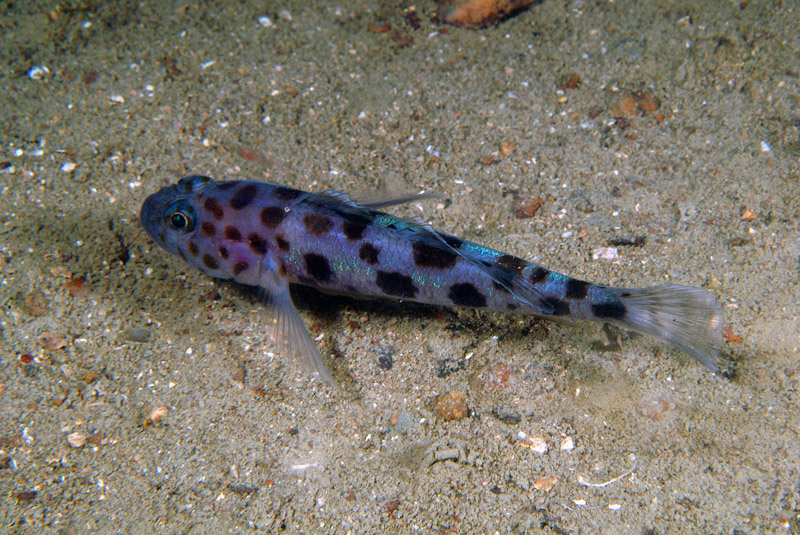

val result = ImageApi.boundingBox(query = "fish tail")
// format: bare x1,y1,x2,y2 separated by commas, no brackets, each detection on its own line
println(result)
608,285,724,371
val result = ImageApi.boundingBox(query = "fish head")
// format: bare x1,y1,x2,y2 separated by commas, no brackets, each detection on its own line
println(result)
140,175,222,275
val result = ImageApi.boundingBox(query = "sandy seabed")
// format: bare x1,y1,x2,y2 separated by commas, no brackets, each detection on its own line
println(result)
1,1,799,533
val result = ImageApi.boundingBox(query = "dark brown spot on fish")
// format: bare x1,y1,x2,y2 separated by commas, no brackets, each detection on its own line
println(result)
493,281,511,293
275,235,290,251
158,231,166,242
225,226,242,241
188,241,199,256
303,214,334,236
177,248,187,261
448,283,487,308
543,297,570,316
333,209,374,227
343,221,367,241
566,279,590,299
218,246,229,259
529,267,549,284
202,254,219,270
304,253,332,283
260,206,286,229
273,186,302,200
496,254,527,274
359,242,380,265
592,301,626,319
201,221,215,237
230,184,258,210
442,235,463,249
412,241,457,269
233,261,248,275
204,197,224,220
376,271,418,298
247,233,267,255
279,263,287,278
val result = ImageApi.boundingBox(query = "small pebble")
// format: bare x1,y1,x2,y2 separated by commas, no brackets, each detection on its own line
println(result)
392,412,414,434
592,246,619,261
517,431,548,454
610,90,660,118
636,398,669,421
437,0,536,28
533,475,558,492
38,332,67,351
123,327,151,343
482,361,515,392
230,365,246,385
144,406,168,427
513,197,544,219
28,66,49,80
435,390,469,421
67,432,86,448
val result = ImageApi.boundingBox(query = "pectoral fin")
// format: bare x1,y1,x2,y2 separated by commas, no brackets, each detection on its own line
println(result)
258,259,338,389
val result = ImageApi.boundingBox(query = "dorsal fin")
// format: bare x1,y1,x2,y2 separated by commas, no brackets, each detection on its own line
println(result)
305,189,439,210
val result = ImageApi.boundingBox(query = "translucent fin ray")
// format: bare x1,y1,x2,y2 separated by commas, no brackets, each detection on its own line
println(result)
258,259,338,388
611,285,724,372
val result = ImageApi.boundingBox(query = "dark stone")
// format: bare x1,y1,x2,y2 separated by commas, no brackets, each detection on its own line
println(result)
491,407,522,425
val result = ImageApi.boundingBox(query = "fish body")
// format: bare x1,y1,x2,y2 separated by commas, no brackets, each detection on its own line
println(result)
141,175,723,386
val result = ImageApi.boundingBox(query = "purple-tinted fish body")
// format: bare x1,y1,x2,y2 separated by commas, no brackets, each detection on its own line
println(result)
141,176,723,386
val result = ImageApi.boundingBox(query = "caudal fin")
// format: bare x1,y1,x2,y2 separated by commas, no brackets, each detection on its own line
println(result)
611,285,724,371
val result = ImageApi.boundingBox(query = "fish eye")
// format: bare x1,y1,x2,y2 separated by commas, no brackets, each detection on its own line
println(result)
164,200,197,233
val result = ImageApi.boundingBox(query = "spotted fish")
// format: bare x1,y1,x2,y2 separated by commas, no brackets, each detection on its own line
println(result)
140,175,724,386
